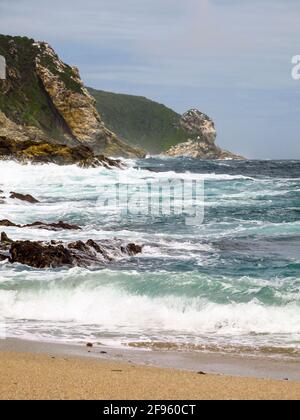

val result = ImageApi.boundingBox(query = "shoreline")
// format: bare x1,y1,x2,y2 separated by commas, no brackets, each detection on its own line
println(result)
1,337,300,381
1,338,300,400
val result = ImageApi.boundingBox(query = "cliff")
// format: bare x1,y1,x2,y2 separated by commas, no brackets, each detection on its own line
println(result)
0,35,144,159
90,89,244,159
88,88,188,154
0,34,243,161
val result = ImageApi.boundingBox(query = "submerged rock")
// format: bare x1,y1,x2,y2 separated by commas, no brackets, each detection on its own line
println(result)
0,236,143,268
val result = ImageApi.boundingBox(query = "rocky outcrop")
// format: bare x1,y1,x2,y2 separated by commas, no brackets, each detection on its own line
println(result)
9,192,39,203
35,43,144,157
165,109,244,160
1,34,243,160
180,109,217,145
0,35,145,159
0,219,81,230
0,135,123,168
0,234,143,268
35,44,101,146
0,190,41,205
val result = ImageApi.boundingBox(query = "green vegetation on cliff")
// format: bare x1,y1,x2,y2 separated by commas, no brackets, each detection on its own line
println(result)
0,35,77,140
0,34,146,158
1,34,238,159
88,88,188,154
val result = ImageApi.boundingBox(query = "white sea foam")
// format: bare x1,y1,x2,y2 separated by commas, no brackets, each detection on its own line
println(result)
1,278,300,348
0,159,299,353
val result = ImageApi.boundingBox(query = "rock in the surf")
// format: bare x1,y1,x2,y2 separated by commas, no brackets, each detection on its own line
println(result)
0,237,143,268
0,219,81,230
10,192,39,203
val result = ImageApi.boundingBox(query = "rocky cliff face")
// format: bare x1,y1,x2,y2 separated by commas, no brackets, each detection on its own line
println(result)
0,35,144,158
166,109,244,160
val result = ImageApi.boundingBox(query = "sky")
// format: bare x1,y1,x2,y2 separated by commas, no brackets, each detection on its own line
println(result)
0,0,299,159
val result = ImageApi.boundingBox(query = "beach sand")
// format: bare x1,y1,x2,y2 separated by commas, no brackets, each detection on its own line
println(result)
1,350,300,400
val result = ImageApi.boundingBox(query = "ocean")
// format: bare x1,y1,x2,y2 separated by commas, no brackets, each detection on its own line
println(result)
0,158,299,358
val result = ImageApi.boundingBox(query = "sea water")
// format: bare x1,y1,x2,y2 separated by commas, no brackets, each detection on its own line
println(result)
0,158,299,357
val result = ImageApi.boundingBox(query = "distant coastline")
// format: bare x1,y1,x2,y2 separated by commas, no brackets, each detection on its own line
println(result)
0,34,243,163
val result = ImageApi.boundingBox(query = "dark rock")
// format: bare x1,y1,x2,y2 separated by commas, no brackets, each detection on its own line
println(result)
1,232,13,244
10,192,39,204
78,154,124,169
0,232,13,256
0,219,19,227
0,219,81,231
9,241,74,268
68,240,88,252
86,343,93,348
86,239,102,252
121,243,143,256
2,237,143,269
86,239,112,261
24,220,81,230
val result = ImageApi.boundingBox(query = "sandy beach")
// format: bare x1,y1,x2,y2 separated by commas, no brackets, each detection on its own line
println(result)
0,339,300,400
1,351,300,400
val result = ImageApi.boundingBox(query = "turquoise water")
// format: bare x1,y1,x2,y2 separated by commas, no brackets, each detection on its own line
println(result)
0,158,299,357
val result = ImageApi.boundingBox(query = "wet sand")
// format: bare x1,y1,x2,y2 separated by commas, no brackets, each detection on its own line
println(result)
1,338,300,400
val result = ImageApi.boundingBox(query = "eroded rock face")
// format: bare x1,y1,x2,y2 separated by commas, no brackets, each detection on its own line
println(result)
0,235,143,268
166,139,244,160
166,109,244,160
180,109,217,145
35,43,110,148
0,35,145,159
0,111,53,145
